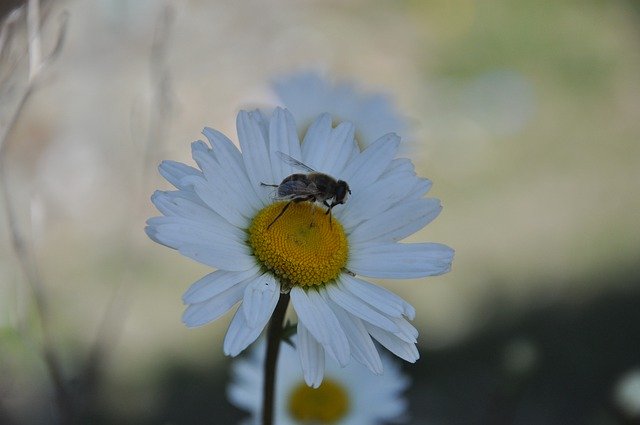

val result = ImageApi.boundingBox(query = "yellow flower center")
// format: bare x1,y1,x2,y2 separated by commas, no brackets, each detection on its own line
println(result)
288,378,350,423
248,201,348,287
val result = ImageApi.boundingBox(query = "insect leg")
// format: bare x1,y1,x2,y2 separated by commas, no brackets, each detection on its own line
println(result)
267,196,314,229
267,201,293,229
323,201,332,221
324,204,335,227
260,182,279,187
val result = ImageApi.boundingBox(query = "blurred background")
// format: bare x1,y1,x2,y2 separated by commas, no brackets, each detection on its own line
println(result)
1,0,639,423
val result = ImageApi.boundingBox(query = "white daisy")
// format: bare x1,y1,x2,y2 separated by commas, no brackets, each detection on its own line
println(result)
229,337,409,425
615,368,640,418
273,71,408,149
146,107,453,386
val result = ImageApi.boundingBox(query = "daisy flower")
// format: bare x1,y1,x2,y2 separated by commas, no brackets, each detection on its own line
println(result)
615,368,640,418
229,337,409,425
273,71,408,149
146,107,453,386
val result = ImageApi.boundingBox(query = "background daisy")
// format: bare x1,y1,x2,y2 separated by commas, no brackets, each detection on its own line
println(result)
614,368,640,419
229,337,409,425
273,71,408,149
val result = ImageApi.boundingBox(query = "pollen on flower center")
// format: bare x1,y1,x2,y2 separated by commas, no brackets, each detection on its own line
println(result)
248,201,348,287
288,378,350,423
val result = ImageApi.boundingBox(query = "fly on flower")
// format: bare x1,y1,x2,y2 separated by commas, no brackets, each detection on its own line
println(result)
260,151,351,228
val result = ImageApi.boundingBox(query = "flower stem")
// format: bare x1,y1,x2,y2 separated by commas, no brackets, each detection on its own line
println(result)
262,292,290,425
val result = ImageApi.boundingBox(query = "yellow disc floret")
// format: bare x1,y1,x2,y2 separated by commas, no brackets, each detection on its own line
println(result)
288,378,350,423
248,202,348,287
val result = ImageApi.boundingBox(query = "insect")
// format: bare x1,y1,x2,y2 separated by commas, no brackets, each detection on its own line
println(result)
261,152,351,229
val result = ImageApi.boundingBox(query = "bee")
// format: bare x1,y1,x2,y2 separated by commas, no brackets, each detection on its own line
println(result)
261,152,351,229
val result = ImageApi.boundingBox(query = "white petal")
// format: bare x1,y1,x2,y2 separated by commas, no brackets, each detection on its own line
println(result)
202,127,264,211
348,198,442,244
290,287,350,366
224,300,275,357
237,110,274,200
338,274,414,320
182,267,261,304
348,242,454,279
242,274,280,328
325,283,400,332
227,383,258,413
226,388,254,413
382,159,433,200
380,157,413,178
146,215,245,248
317,122,356,176
268,108,302,183
144,224,162,245
181,174,250,228
147,205,246,238
191,147,255,221
408,177,433,199
178,242,255,271
297,322,325,388
323,292,383,374
391,316,419,343
336,171,416,229
339,133,399,194
158,160,202,190
365,323,420,363
301,113,332,171
150,190,211,220
182,278,250,327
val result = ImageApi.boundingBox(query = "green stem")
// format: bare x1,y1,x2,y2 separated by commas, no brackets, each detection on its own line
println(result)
262,292,290,425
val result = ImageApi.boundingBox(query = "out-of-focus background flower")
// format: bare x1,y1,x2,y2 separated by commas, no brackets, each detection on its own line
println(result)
1,0,639,424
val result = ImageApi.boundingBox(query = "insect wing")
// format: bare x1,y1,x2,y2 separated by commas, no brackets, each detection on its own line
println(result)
275,180,320,200
276,151,316,173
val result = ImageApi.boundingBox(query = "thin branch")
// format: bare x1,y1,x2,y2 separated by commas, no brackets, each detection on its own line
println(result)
0,7,23,57
0,0,71,423
38,10,68,72
27,0,41,81
0,1,67,153
143,1,175,170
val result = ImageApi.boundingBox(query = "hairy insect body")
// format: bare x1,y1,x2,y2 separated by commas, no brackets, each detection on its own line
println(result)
261,152,351,229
